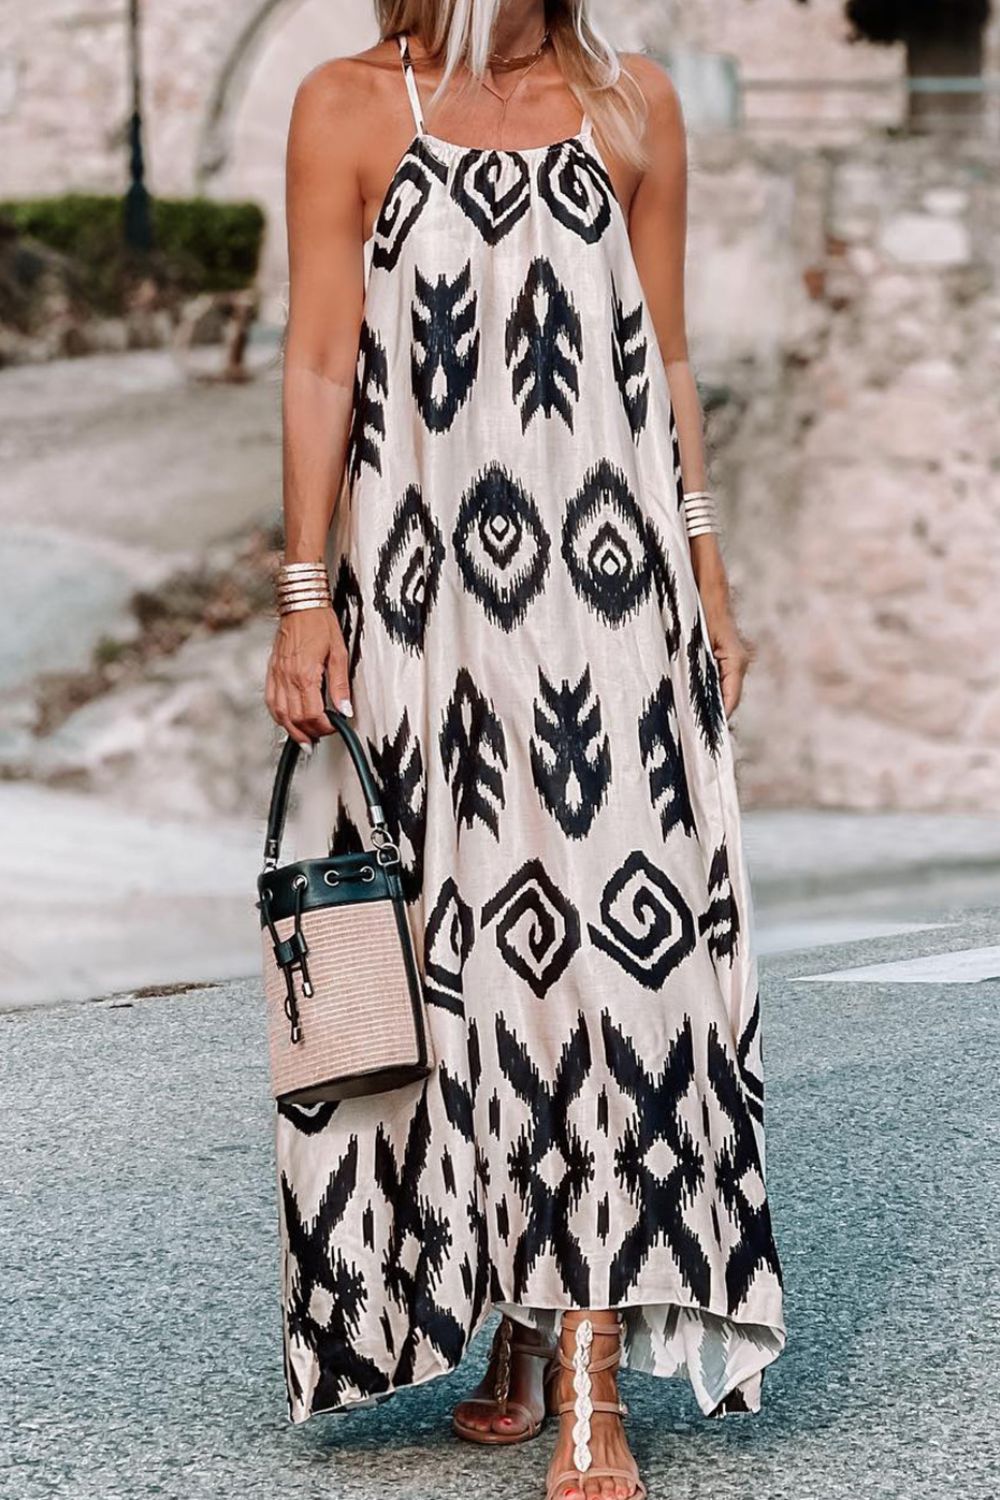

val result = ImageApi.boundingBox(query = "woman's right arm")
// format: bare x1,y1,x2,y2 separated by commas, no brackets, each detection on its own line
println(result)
265,61,367,748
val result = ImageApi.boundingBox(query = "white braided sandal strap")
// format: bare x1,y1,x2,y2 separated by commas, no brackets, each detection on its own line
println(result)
568,1318,595,1471
556,1398,627,1418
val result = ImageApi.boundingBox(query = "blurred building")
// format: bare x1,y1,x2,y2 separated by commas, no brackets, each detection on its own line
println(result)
2,0,999,811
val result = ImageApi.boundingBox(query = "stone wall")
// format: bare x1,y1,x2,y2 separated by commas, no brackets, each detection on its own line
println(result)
0,0,951,202
689,131,1000,810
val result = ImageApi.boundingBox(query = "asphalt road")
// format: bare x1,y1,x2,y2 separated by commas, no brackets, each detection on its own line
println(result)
2,907,999,1500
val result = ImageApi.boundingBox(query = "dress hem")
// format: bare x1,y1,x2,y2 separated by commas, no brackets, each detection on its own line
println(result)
285,1286,785,1425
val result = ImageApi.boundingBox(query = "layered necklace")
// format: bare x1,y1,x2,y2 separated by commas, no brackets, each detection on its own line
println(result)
479,28,552,141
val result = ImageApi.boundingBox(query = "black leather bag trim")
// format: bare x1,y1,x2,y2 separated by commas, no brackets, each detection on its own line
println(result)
257,852,402,925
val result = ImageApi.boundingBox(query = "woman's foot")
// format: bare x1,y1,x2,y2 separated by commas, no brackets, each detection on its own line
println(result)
545,1313,642,1500
452,1317,557,1443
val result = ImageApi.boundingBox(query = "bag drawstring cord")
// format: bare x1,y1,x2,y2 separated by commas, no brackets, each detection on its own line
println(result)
260,878,312,1045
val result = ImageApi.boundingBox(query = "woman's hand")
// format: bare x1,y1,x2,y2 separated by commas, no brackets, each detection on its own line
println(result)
699,586,753,720
265,607,352,749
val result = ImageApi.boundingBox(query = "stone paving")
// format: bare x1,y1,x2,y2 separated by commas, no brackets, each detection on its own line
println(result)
2,903,998,1499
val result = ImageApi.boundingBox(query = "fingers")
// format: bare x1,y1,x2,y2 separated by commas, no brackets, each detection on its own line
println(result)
715,643,749,719
264,612,353,746
270,677,313,751
325,640,353,720
289,671,337,741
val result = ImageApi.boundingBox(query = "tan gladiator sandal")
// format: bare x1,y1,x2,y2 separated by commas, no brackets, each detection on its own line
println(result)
452,1315,559,1446
546,1314,647,1500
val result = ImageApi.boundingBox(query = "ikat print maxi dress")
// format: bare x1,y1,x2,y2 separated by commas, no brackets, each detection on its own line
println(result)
276,33,786,1424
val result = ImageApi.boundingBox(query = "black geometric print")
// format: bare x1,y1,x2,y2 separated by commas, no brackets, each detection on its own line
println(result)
602,1013,711,1306
699,842,740,964
638,676,696,841
562,459,656,627
467,1015,483,1100
439,1063,475,1144
707,1022,783,1313
374,1088,467,1382
423,877,475,1018
537,137,614,244
461,1175,492,1336
329,796,364,857
331,556,364,684
277,1098,340,1136
482,858,581,999
411,259,480,432
588,850,697,990
648,523,682,658
439,668,508,840
280,1140,390,1411
504,256,583,432
372,138,449,272
687,613,726,758
346,320,388,486
610,274,649,440
737,991,765,1128
669,408,685,510
451,149,531,243
367,709,425,902
453,462,551,631
530,665,611,839
496,1011,594,1302
373,484,445,653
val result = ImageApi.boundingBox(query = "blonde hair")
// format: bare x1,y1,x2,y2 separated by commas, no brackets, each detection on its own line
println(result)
374,0,649,167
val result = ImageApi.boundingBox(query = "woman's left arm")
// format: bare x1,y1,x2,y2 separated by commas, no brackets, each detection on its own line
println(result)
623,55,751,719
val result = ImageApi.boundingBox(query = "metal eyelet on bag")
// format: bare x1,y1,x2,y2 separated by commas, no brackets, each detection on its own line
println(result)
360,865,375,882
323,870,341,887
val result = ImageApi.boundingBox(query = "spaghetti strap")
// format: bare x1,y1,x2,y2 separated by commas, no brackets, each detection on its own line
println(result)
397,33,426,135
579,109,594,144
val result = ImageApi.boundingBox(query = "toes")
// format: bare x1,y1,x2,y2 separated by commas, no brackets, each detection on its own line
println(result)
493,1413,523,1436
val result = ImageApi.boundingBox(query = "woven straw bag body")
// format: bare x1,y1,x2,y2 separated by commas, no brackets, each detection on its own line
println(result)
257,708,431,1105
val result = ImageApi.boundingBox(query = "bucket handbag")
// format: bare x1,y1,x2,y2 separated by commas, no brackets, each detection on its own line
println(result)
257,706,432,1105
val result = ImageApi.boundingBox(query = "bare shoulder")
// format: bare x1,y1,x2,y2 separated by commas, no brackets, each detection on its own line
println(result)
618,51,685,142
290,38,400,139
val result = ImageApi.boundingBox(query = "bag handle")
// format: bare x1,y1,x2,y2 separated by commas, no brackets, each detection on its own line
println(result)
262,700,390,871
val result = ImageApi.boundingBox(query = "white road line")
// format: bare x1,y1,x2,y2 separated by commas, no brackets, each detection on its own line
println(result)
794,944,1000,985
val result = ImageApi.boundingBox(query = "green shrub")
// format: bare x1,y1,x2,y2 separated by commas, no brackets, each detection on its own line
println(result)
0,194,265,312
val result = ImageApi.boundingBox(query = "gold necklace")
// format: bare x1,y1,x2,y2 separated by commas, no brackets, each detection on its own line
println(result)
487,30,550,72
479,33,550,117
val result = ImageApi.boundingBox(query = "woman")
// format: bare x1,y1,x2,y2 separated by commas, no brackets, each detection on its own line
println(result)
265,3,786,1497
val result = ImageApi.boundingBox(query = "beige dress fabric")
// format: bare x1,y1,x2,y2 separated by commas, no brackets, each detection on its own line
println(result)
276,32,786,1424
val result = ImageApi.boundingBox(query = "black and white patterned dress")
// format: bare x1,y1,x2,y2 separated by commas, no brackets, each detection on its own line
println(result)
277,32,785,1424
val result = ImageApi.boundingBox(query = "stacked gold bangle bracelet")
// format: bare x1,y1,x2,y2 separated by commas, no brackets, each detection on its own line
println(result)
276,561,333,616
682,490,720,539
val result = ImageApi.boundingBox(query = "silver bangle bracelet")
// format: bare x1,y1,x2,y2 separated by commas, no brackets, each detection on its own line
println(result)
275,559,331,615
278,598,334,616
682,490,720,539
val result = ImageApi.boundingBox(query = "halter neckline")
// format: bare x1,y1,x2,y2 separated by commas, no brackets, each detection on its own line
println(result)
396,32,593,154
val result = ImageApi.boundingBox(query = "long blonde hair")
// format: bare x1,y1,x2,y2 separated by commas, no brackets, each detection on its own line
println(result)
374,0,649,167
